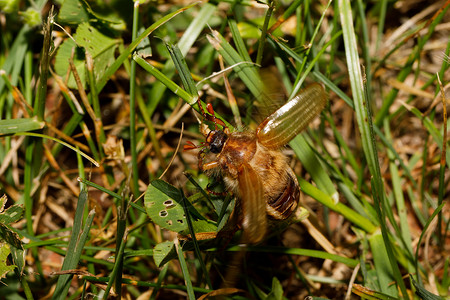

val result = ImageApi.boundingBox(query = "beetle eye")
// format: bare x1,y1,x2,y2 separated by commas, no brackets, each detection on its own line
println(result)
209,131,227,153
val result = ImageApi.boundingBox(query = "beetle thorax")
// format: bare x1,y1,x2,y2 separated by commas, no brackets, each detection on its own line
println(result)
216,132,258,179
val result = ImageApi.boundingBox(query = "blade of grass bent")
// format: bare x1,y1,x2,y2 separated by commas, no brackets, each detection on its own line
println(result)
134,55,193,103
14,132,98,167
133,54,233,129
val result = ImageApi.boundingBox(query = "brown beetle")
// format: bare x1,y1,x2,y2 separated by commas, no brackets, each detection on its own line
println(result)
185,83,327,243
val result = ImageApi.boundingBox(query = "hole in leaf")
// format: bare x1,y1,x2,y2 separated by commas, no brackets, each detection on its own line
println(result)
166,220,173,226
163,199,175,209
159,210,168,217
163,200,173,206
177,219,183,224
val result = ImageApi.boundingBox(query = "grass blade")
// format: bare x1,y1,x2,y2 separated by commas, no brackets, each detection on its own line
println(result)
52,188,95,300
175,237,196,299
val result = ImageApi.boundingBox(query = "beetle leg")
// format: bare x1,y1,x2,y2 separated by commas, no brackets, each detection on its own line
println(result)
196,100,228,131
201,160,220,171
206,183,228,196
197,147,220,171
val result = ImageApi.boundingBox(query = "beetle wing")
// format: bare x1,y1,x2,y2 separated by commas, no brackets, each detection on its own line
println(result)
256,83,327,149
238,163,266,244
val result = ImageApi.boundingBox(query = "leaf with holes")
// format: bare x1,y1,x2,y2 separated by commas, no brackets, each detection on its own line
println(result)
145,180,188,233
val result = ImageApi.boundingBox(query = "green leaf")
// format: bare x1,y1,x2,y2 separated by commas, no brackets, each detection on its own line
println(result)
54,22,119,89
0,0,19,14
145,180,218,235
180,220,217,236
237,18,283,39
58,0,126,30
266,277,283,300
0,204,24,224
0,117,44,134
58,0,89,24
153,241,176,267
0,223,23,250
0,243,16,282
9,244,25,277
136,26,152,57
145,180,188,233
21,7,41,27
0,196,25,276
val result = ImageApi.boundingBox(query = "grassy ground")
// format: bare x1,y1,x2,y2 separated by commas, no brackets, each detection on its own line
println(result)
0,0,449,299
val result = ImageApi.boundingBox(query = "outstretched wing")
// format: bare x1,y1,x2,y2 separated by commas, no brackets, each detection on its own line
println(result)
256,83,327,149
238,163,267,244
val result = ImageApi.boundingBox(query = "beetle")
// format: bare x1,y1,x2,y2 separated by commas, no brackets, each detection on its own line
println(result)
185,83,327,243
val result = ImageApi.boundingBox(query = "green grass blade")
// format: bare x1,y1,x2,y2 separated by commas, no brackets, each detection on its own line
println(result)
133,54,194,104
339,1,409,296
129,1,140,197
207,29,264,102
175,238,196,299
290,135,338,202
177,2,217,55
0,118,44,134
14,132,99,167
52,189,95,300
103,230,128,300
180,190,212,288
142,2,216,116
299,178,376,233
166,44,198,98
255,1,275,66
225,245,359,268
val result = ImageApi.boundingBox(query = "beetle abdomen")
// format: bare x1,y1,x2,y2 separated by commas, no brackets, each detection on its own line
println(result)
265,171,300,220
